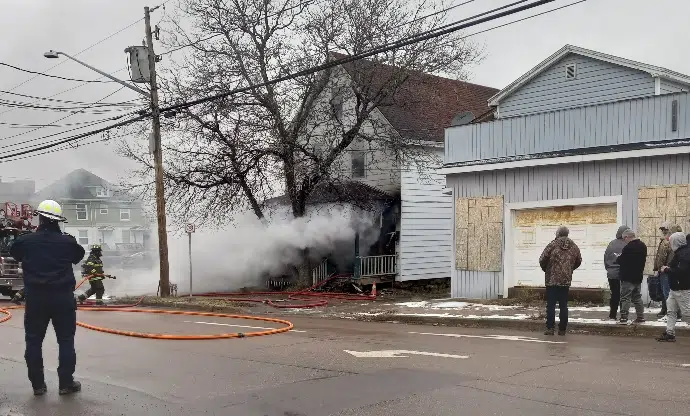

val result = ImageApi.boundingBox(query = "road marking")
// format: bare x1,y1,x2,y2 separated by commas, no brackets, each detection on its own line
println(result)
634,359,690,368
184,321,306,333
409,331,567,344
344,349,468,359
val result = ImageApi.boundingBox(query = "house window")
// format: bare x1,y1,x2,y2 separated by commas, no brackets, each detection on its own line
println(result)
120,209,131,221
96,187,108,197
121,230,131,243
330,92,343,122
99,204,108,215
77,230,89,245
76,203,88,220
672,99,678,132
565,64,577,80
351,151,365,178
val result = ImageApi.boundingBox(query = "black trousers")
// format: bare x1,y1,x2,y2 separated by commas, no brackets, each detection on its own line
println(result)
546,286,569,331
608,279,621,318
83,280,105,299
24,290,77,388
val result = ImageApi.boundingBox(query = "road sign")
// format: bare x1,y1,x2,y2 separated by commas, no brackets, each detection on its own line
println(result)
185,223,195,233
343,349,468,359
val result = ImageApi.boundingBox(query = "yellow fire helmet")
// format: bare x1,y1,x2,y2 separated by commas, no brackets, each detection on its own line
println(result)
35,199,67,222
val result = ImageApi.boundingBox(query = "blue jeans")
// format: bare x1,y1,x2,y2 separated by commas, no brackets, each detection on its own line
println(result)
546,286,569,331
23,289,77,388
660,272,671,300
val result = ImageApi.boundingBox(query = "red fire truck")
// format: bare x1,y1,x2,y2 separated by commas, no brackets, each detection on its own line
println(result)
0,202,36,298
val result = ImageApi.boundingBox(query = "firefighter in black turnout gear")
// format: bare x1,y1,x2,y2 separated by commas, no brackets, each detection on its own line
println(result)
77,244,111,305
9,199,85,396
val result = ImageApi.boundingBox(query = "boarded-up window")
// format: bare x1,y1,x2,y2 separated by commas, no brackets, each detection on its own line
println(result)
638,185,689,275
455,196,503,272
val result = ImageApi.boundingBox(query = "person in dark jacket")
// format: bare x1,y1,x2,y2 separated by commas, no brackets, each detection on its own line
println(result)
615,229,647,324
539,226,582,336
9,200,85,396
657,232,690,342
653,223,674,317
603,225,630,320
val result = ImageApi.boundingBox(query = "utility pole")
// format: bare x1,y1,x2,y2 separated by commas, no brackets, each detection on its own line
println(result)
144,5,171,297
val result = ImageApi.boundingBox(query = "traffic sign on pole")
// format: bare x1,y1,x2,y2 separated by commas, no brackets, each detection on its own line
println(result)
185,223,195,297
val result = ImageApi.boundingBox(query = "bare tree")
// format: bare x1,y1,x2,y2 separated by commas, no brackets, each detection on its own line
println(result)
123,0,481,283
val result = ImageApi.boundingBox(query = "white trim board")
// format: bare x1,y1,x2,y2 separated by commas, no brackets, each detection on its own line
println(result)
488,44,690,106
438,145,690,175
501,195,624,298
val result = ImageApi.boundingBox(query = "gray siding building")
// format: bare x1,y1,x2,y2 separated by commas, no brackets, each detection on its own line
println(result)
34,169,152,252
442,45,690,299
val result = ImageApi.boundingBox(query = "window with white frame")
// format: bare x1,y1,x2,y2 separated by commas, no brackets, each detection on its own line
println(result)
77,230,89,245
99,204,108,215
96,187,108,197
120,209,131,221
351,151,366,178
76,203,88,220
121,229,131,243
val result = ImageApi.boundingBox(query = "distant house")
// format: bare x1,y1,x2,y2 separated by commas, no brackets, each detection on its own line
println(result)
270,57,498,284
34,169,152,252
442,44,690,299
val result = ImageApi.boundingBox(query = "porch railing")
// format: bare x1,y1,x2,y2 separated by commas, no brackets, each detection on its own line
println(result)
359,255,397,278
311,259,330,285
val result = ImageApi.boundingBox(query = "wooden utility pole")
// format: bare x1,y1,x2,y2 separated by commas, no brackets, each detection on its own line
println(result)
144,6,170,297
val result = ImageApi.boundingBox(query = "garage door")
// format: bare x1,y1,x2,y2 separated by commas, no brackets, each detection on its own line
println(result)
512,204,618,288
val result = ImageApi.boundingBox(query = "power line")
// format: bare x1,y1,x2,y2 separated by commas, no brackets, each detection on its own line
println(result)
161,0,556,114
0,100,142,113
0,66,130,118
0,87,130,144
0,117,134,129
0,0,582,162
0,90,141,107
0,62,113,83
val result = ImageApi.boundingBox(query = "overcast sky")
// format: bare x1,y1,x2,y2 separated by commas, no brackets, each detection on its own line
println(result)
0,0,688,191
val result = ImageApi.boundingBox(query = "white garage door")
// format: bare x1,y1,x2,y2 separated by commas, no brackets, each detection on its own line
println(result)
512,204,618,288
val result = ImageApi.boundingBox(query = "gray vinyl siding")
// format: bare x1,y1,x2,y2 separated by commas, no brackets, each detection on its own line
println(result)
445,92,690,164
399,150,452,282
60,200,146,225
660,79,689,94
448,154,690,299
499,54,656,118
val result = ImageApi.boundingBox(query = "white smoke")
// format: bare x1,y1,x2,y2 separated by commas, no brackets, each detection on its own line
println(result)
106,203,382,296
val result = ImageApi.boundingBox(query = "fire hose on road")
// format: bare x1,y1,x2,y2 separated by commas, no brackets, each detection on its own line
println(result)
193,274,378,309
0,275,294,340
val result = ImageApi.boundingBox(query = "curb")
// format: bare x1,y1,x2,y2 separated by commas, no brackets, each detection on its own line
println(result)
349,313,688,337
111,299,245,314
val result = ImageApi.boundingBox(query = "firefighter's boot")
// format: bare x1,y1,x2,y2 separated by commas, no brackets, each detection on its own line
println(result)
11,293,22,305
77,294,86,304
59,380,81,396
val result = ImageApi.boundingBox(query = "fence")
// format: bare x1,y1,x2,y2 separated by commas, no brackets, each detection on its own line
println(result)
359,255,397,278
311,259,330,285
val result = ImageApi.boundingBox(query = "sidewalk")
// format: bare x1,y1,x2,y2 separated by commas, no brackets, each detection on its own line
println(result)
278,298,689,337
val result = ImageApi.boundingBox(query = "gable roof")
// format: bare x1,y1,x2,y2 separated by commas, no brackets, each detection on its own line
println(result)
35,169,124,200
333,53,498,142
488,44,690,107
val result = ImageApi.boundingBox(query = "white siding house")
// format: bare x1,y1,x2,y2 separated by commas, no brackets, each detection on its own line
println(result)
398,147,452,281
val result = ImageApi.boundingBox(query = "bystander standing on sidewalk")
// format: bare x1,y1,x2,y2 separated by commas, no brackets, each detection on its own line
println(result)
539,226,582,336
654,222,673,317
656,232,690,342
604,225,630,320
616,229,647,324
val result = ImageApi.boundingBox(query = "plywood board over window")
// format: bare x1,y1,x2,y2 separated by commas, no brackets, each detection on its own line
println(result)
455,195,503,272
638,185,690,275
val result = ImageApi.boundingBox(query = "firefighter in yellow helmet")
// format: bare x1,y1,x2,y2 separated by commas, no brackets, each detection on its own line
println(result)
9,199,84,396
77,244,114,305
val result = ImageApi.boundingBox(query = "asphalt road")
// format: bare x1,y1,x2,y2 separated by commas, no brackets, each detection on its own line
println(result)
1,306,689,416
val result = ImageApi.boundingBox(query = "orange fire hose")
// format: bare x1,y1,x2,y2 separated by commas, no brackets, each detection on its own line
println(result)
0,275,294,339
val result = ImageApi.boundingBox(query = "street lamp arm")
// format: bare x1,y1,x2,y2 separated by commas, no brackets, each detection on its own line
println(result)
44,50,150,97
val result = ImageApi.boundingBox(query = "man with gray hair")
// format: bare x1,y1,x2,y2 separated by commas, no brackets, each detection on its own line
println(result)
539,226,582,336
657,232,690,342
615,229,648,324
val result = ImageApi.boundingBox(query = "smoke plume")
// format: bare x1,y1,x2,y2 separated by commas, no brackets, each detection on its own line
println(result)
105,204,382,296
